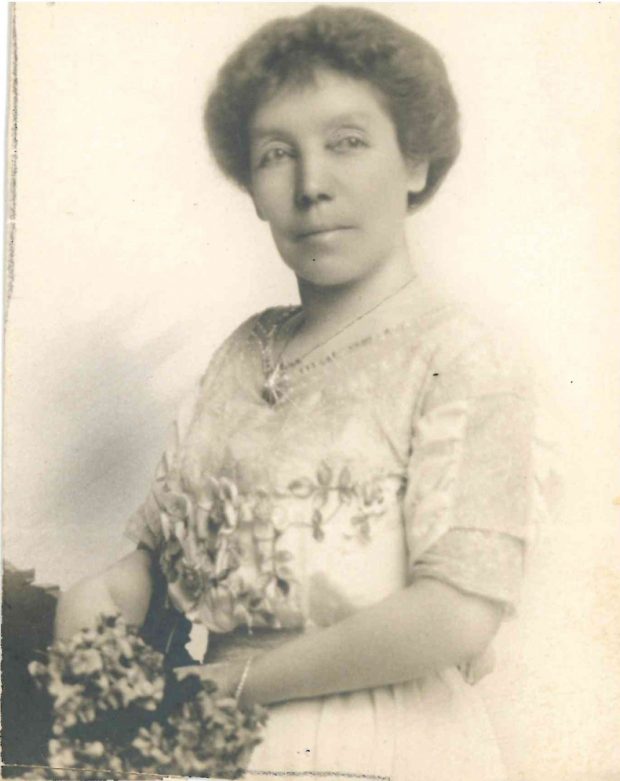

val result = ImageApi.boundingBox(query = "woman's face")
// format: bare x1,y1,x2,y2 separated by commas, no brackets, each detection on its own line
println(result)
248,69,427,287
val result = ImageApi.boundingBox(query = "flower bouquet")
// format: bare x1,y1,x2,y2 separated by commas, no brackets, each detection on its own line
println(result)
26,613,267,780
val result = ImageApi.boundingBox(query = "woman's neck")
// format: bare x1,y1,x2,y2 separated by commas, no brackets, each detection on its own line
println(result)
296,249,416,333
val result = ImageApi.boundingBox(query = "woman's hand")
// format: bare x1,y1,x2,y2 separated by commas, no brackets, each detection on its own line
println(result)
179,581,502,708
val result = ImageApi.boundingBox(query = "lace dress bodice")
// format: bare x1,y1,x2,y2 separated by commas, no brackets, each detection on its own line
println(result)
126,283,541,635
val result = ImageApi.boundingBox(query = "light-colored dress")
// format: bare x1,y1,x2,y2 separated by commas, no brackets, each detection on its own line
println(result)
126,281,542,781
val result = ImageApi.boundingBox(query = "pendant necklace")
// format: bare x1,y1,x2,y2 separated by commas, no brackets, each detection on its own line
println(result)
261,275,416,406
259,308,304,406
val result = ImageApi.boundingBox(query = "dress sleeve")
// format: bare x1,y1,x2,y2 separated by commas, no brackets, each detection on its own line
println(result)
123,313,259,552
403,319,539,616
124,381,202,552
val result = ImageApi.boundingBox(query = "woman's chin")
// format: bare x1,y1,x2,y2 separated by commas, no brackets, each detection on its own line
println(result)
297,270,364,288
284,255,370,288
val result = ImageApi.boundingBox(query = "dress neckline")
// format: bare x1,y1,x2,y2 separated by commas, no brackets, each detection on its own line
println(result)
251,280,457,405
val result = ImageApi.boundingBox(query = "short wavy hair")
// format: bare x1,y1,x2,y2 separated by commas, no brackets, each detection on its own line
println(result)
205,5,460,208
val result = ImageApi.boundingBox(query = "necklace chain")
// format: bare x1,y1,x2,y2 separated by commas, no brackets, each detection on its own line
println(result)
261,275,416,406
281,275,416,370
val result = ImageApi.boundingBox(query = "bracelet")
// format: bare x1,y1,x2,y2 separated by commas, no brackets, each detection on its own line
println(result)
235,656,253,703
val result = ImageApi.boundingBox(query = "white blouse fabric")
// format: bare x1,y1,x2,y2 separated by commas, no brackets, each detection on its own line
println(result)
126,282,546,781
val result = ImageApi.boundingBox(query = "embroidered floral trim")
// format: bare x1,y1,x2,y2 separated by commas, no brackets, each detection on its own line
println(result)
283,462,401,544
154,465,404,633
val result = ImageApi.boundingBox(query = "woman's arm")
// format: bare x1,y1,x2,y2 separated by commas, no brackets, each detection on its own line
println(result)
54,548,154,641
181,578,502,705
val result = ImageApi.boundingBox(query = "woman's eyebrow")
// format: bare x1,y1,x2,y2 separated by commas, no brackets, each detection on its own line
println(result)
323,111,373,128
250,112,373,143
249,127,295,149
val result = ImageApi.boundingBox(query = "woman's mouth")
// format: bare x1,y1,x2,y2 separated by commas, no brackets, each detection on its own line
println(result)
296,226,355,241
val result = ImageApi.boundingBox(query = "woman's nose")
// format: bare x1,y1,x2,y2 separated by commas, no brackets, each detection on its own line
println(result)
294,153,333,210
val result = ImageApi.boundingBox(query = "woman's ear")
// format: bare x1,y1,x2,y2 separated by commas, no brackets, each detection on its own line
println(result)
407,159,430,196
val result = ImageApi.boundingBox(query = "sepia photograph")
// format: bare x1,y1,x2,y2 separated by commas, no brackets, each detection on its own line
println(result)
2,4,619,781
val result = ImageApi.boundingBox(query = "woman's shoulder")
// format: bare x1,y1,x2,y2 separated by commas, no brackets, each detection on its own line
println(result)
202,305,295,354
418,301,507,360
401,287,532,397
249,305,302,340
194,305,298,383
221,305,300,344
397,284,489,354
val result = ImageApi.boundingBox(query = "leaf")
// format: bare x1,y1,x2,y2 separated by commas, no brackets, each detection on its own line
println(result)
275,565,294,581
337,466,355,502
160,511,172,540
287,478,315,499
218,477,238,504
316,462,333,487
338,466,352,488
311,510,325,542
276,578,290,596
312,487,330,509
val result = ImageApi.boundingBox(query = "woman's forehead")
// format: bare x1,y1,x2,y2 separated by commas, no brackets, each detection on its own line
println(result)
249,69,392,138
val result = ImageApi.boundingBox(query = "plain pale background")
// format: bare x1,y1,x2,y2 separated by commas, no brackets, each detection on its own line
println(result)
3,4,620,780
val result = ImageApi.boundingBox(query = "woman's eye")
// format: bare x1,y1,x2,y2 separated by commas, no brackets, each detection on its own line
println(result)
331,135,368,151
257,147,293,168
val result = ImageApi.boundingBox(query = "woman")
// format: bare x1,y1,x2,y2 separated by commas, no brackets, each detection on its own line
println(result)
55,7,538,780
